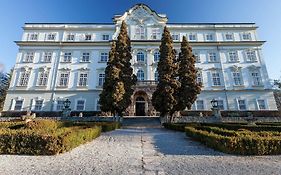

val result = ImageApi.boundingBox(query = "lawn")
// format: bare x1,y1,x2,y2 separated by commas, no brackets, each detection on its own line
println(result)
0,119,120,155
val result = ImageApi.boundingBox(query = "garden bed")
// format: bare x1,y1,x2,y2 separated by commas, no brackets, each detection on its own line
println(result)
0,120,120,155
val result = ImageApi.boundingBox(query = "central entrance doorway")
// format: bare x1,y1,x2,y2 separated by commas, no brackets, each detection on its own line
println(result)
135,97,146,116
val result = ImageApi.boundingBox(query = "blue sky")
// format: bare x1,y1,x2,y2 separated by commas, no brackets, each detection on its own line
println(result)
0,0,280,79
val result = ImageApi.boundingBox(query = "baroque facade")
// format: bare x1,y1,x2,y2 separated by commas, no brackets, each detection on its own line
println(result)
3,4,278,116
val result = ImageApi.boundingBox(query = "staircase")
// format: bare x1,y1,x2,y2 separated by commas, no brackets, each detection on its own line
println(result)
122,117,161,128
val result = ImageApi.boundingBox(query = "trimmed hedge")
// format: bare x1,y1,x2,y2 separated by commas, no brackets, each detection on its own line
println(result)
0,120,120,155
163,123,192,132
179,110,281,117
185,126,281,155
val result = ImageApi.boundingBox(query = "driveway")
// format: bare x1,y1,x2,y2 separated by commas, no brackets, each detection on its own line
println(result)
0,125,281,175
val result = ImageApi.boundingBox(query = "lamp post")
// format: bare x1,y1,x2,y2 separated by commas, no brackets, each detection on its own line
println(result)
62,99,71,117
210,98,222,120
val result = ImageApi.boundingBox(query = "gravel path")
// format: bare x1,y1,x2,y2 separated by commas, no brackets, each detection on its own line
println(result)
1,126,281,175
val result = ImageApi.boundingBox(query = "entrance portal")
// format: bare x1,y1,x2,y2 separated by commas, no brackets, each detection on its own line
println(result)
135,97,146,116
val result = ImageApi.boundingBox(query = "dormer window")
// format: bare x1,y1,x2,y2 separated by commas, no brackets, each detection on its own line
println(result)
172,34,179,41
102,34,109,40
47,33,56,40
29,33,38,41
206,34,214,41
135,26,145,39
151,28,160,39
242,33,251,40
85,34,92,41
225,33,233,40
67,34,75,41
188,34,196,41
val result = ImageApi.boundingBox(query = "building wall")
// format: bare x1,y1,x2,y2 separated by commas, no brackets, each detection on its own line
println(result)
3,4,278,113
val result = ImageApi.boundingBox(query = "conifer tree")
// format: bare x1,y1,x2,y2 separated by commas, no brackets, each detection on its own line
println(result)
152,26,180,120
99,21,136,117
176,36,201,111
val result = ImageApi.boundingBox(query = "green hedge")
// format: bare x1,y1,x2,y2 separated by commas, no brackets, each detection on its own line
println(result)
185,126,281,155
0,120,121,155
163,123,187,132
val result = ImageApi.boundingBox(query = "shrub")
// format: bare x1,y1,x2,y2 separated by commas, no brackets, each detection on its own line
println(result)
163,123,189,132
62,121,120,132
185,126,281,155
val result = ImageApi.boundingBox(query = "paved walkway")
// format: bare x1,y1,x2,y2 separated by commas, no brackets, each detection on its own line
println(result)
1,125,281,175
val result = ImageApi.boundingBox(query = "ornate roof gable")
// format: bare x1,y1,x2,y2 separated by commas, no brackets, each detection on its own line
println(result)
113,4,168,25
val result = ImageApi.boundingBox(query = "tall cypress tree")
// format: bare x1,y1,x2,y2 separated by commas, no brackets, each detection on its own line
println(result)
116,21,137,116
99,41,125,116
176,36,201,111
152,26,180,120
100,21,136,117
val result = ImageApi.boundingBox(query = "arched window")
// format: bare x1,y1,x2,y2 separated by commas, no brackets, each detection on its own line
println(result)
137,70,144,81
154,51,160,62
154,71,159,81
137,52,145,62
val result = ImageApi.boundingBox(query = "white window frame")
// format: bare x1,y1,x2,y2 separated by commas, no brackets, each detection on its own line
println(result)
172,33,179,41
246,50,257,62
37,70,49,86
217,100,224,110
58,72,70,87
225,33,234,40
96,98,101,111
34,99,44,111
102,34,110,40
208,52,217,62
42,51,52,62
195,100,204,110
81,52,90,62
256,99,267,110
75,99,86,111
237,99,247,110
194,52,200,63
154,51,160,62
29,33,38,41
196,71,203,84
228,51,239,62
14,99,24,111
56,100,64,111
23,52,34,63
19,71,30,86
78,72,88,87
211,71,221,86
135,26,145,40
137,52,145,62
137,69,145,81
205,34,214,41
242,33,252,40
98,73,105,86
188,33,197,41
46,33,56,40
232,71,243,86
85,34,92,41
251,70,262,86
151,28,160,39
154,71,159,81
66,34,75,41
100,52,108,62
62,52,72,63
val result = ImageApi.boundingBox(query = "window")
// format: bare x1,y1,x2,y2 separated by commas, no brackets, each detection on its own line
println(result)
208,53,217,62
47,33,56,40
19,71,30,86
172,34,179,41
66,34,75,41
96,99,101,111
135,26,145,39
154,51,160,62
76,100,85,111
228,51,238,62
102,34,110,40
137,52,145,62
38,71,49,86
98,73,105,86
196,72,203,84
43,52,52,62
196,100,204,110
23,52,34,63
238,99,246,110
217,100,224,110
56,100,64,111
59,73,69,87
154,71,159,81
189,34,196,41
81,52,90,62
137,70,144,81
14,100,23,111
225,33,233,40
194,53,200,63
85,34,92,41
257,99,266,110
232,72,243,86
29,33,38,40
63,52,72,62
206,34,214,41
100,52,108,62
151,28,160,39
78,73,88,86
251,71,262,86
212,72,221,86
34,100,43,111
246,50,257,62
242,33,251,40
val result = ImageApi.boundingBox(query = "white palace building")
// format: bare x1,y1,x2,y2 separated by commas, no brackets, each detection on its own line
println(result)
3,4,277,116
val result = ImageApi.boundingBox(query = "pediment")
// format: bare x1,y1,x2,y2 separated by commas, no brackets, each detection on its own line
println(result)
113,4,168,25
